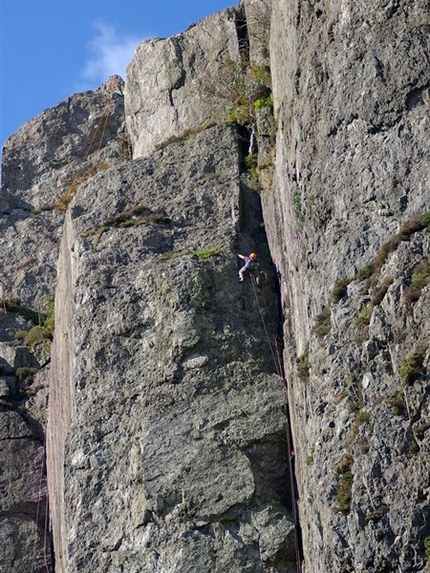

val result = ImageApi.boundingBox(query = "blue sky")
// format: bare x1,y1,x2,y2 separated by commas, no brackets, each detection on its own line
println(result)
0,0,235,149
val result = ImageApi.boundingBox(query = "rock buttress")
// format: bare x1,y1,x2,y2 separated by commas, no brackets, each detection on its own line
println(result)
48,125,297,573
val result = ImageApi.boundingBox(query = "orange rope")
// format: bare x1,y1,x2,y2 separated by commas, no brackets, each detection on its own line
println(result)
83,92,112,163
97,107,111,153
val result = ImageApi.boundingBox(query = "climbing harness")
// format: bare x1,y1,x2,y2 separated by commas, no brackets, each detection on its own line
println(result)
249,274,304,573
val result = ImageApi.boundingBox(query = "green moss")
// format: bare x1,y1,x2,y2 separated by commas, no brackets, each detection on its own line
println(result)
424,536,430,560
371,276,394,306
333,453,353,475
411,260,430,291
243,153,259,180
312,307,331,338
355,303,371,328
335,470,353,514
384,390,406,416
365,504,389,522
57,163,108,212
400,350,426,384
297,344,310,382
331,278,351,303
356,265,374,282
253,96,273,110
354,211,430,284
12,293,55,352
356,410,371,425
159,250,189,262
292,192,303,222
0,299,41,324
407,439,420,457
193,245,223,261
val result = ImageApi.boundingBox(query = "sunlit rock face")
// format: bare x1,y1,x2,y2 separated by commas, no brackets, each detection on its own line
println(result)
1,0,429,571
0,76,127,573
265,1,430,571
47,125,295,573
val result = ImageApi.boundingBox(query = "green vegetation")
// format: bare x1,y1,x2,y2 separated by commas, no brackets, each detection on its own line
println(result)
81,205,170,244
159,250,189,262
193,245,223,261
365,504,389,522
411,260,430,290
296,344,310,383
1,298,41,324
154,123,216,151
404,259,430,304
335,471,353,514
57,163,108,212
292,192,303,222
399,349,426,384
333,452,353,475
355,303,371,328
329,212,430,306
383,390,406,416
407,439,420,457
201,50,273,144
415,422,430,440
331,278,352,303
332,452,353,515
312,307,332,338
356,410,371,425
355,211,430,284
14,293,55,353
253,95,273,110
16,366,40,388
356,265,373,282
424,536,430,562
243,153,259,181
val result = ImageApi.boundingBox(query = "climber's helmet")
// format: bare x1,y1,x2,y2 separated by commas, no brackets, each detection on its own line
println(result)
250,253,258,259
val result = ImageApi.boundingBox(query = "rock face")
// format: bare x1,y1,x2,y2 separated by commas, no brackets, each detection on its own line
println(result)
0,75,127,307
1,0,429,572
47,125,295,572
0,76,127,573
125,9,241,159
265,0,430,571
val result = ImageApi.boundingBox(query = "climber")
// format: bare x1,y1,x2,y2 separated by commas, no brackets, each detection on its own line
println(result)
237,252,259,282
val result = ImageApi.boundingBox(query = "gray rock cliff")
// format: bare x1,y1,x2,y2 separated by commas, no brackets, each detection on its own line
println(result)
47,124,295,572
0,76,127,573
0,0,429,572
265,0,430,571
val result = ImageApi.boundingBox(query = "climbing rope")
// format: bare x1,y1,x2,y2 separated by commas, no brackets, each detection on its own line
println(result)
249,274,279,374
83,85,113,163
35,441,52,573
248,272,303,573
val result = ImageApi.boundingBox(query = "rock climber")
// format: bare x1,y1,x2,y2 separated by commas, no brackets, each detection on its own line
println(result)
237,252,258,282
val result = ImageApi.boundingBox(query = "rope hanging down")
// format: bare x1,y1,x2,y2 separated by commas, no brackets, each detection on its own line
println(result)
249,273,303,573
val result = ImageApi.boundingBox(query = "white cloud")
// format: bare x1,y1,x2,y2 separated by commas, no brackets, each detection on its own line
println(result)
80,20,143,87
